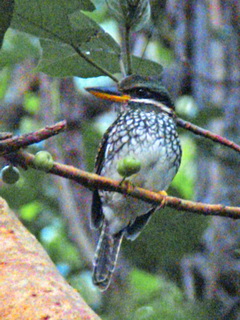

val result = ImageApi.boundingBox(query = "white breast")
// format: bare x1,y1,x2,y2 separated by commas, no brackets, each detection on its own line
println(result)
99,109,181,235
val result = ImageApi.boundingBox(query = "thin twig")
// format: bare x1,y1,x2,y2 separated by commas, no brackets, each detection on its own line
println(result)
176,118,240,153
124,26,132,75
0,121,67,156
0,133,13,140
12,151,240,220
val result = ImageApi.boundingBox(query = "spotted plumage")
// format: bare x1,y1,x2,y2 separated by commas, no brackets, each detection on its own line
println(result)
86,75,182,290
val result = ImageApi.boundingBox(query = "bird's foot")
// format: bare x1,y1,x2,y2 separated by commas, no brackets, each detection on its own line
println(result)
158,190,168,208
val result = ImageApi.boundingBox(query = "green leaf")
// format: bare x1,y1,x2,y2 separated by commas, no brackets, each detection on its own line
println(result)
11,0,95,45
8,0,161,79
131,56,163,77
37,38,162,78
36,39,120,77
69,9,120,51
106,0,151,31
10,0,121,78
0,0,14,48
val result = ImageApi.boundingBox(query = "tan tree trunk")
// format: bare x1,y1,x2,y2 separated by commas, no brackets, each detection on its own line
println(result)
0,197,101,320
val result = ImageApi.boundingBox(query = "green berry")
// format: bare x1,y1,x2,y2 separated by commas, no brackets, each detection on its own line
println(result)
117,157,141,178
33,151,54,171
1,165,20,184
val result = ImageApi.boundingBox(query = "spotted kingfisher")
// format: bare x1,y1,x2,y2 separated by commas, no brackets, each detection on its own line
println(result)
86,75,182,290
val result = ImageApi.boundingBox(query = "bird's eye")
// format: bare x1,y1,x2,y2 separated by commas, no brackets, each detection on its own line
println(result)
135,88,146,97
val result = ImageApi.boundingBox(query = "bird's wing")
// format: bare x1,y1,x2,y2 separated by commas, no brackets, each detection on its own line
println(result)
91,119,115,229
91,113,127,230
125,206,156,240
95,129,109,175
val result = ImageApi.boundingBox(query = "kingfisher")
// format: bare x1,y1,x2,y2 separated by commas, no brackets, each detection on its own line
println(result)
86,75,182,290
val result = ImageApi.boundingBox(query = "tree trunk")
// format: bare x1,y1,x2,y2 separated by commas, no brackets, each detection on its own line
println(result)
0,197,101,320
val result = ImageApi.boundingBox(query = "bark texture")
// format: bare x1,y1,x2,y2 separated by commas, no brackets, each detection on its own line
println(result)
0,197,101,320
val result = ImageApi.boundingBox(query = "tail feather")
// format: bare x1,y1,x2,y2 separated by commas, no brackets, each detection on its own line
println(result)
93,221,123,291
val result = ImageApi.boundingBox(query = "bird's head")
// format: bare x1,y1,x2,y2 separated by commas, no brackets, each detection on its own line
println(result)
85,75,175,116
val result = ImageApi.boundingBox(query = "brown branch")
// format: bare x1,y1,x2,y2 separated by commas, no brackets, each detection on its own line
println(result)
0,120,67,156
1,109,239,160
12,151,240,220
1,121,239,219
0,132,13,140
176,117,240,153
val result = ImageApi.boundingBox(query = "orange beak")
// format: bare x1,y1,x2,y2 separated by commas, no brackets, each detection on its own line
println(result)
85,86,131,103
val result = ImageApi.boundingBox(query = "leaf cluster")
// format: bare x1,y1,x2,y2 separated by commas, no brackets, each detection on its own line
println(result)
1,0,162,79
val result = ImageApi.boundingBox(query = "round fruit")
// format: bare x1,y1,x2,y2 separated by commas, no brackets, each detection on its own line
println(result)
1,165,20,184
33,151,54,171
117,157,141,177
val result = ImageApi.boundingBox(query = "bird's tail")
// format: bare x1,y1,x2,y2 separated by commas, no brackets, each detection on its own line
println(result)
93,221,124,291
